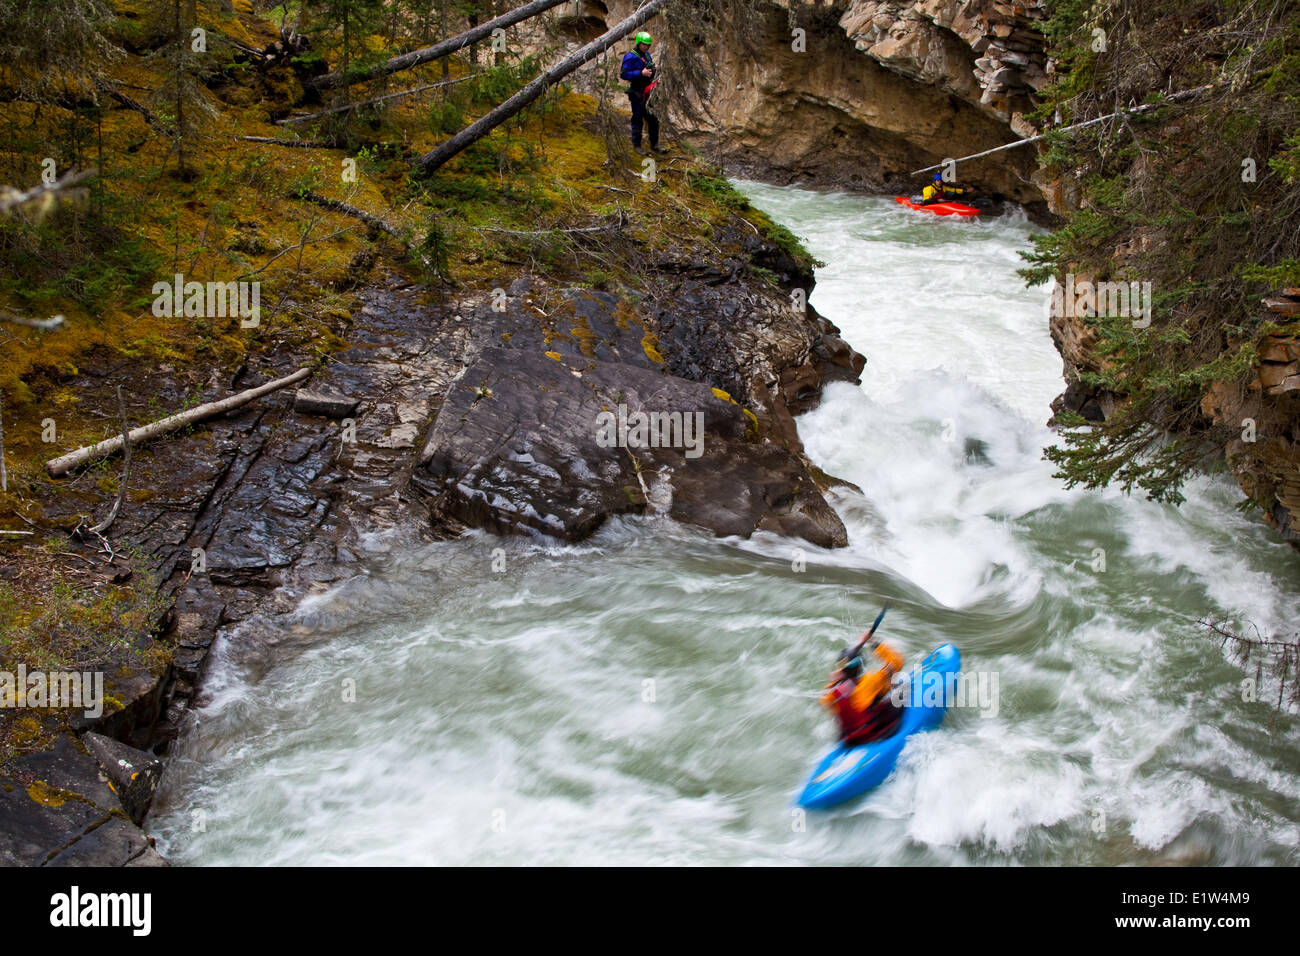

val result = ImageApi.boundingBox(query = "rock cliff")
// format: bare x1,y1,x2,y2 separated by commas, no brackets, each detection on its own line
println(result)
594,0,1050,210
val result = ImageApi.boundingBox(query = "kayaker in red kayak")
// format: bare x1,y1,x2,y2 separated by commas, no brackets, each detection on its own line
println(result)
921,172,976,205
821,639,905,745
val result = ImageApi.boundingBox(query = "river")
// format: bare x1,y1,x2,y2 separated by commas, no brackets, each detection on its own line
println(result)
148,184,1300,865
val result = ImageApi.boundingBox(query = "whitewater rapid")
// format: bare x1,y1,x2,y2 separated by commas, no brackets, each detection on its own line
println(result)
147,185,1300,866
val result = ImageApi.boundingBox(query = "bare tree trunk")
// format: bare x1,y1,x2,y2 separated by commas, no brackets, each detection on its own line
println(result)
0,168,95,215
418,0,668,174
239,135,338,147
93,78,174,137
307,0,567,92
175,0,185,176
46,368,311,477
298,191,403,238
438,0,450,84
493,0,504,67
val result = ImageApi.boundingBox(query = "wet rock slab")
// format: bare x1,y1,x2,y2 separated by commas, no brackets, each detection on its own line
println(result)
14,243,865,863
417,342,848,547
293,389,360,418
0,736,164,867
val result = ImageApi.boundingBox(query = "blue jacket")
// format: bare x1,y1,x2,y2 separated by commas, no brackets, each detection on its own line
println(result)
621,49,655,95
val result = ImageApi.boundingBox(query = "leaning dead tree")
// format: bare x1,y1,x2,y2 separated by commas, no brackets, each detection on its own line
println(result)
306,0,568,92
910,70,1279,176
46,368,311,477
419,0,670,173
910,83,1219,175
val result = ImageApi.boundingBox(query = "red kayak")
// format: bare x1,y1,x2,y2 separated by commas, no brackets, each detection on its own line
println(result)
895,196,980,217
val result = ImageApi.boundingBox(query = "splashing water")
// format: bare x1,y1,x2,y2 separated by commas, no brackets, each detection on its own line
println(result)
148,185,1300,866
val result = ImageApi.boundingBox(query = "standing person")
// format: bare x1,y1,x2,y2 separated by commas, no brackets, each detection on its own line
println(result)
621,31,664,155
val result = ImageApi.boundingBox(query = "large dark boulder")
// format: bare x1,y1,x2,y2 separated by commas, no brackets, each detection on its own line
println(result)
415,346,848,547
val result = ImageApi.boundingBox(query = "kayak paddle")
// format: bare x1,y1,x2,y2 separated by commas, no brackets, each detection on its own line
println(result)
849,602,890,658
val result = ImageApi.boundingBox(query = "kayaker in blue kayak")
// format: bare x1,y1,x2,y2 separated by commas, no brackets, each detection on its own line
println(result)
921,172,975,204
821,638,905,746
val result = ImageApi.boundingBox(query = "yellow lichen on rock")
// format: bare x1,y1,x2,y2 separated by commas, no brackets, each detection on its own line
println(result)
642,332,665,364
26,780,66,808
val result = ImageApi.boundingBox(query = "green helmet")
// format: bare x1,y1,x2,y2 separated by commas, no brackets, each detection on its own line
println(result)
634,31,652,47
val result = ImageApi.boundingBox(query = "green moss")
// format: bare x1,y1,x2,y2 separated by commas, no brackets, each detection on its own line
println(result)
686,172,751,211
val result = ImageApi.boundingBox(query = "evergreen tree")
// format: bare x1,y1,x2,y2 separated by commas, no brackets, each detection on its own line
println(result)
146,0,218,179
303,0,389,82
0,0,121,184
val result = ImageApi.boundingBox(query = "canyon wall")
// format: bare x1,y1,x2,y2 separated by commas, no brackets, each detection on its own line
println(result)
582,0,1050,210
558,0,1300,546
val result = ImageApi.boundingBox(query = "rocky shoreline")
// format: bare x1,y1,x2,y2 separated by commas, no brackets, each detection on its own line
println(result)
0,219,863,865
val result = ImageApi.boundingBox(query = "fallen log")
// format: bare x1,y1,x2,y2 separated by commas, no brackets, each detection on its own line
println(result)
1264,296,1300,316
418,0,669,173
93,79,174,138
306,0,567,92
475,222,619,236
297,191,404,238
239,135,338,148
0,310,66,330
45,368,311,477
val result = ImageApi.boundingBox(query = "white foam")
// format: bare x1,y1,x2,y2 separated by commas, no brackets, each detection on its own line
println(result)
148,183,1300,868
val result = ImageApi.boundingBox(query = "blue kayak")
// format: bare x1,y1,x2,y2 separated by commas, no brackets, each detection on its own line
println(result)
796,643,961,810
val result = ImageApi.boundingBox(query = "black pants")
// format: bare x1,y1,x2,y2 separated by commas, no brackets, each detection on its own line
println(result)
628,91,658,149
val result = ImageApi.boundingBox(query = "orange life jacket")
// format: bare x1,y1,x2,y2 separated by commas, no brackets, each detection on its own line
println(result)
820,642,904,741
